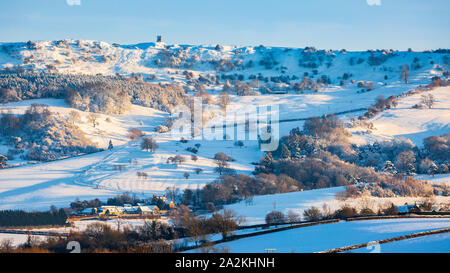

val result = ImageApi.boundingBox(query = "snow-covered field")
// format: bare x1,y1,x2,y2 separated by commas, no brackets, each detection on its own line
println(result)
1,86,447,210
0,151,119,210
351,232,450,253
12,218,171,235
188,218,450,253
0,233,47,247
416,174,450,185
0,99,260,210
214,186,449,225
350,87,450,146
216,187,344,225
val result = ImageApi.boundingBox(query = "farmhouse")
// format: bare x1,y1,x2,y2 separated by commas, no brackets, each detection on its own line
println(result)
397,203,421,214
98,206,123,216
96,204,160,217
138,205,160,216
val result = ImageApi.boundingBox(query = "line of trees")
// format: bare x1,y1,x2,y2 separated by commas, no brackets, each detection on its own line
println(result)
0,71,187,113
0,209,68,227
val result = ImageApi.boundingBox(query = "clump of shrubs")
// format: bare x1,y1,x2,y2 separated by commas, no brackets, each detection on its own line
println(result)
341,176,437,198
357,134,449,176
356,81,375,92
128,128,144,140
265,211,286,225
360,95,398,120
293,77,318,92
0,104,100,161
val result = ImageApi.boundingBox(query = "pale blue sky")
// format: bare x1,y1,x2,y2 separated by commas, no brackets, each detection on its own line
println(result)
0,0,449,50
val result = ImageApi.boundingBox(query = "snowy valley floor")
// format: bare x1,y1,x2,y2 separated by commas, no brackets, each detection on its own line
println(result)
187,218,450,253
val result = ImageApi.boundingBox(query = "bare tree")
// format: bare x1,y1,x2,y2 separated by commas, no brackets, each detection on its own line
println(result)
400,64,409,84
178,211,207,246
210,209,244,240
128,128,144,140
217,91,231,111
165,186,179,203
87,113,99,128
68,110,81,125
395,150,416,173
419,197,435,211
215,160,229,175
322,203,332,219
303,206,323,222
173,155,186,166
421,94,435,108
141,137,158,152
265,211,286,225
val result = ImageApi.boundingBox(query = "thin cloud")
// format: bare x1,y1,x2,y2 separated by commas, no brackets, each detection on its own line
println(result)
366,0,382,6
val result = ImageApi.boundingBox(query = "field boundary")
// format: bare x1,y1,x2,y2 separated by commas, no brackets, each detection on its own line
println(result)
0,229,68,237
346,214,450,222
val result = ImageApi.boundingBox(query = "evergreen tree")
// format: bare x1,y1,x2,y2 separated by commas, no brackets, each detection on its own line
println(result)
406,163,416,176
108,140,114,151
382,160,397,174
0,154,7,168
261,152,274,172
428,161,438,176
281,144,290,159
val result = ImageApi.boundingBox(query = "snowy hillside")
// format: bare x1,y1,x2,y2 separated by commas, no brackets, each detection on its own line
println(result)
350,86,450,146
2,39,448,139
0,40,449,211
0,99,260,210
1,40,448,87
